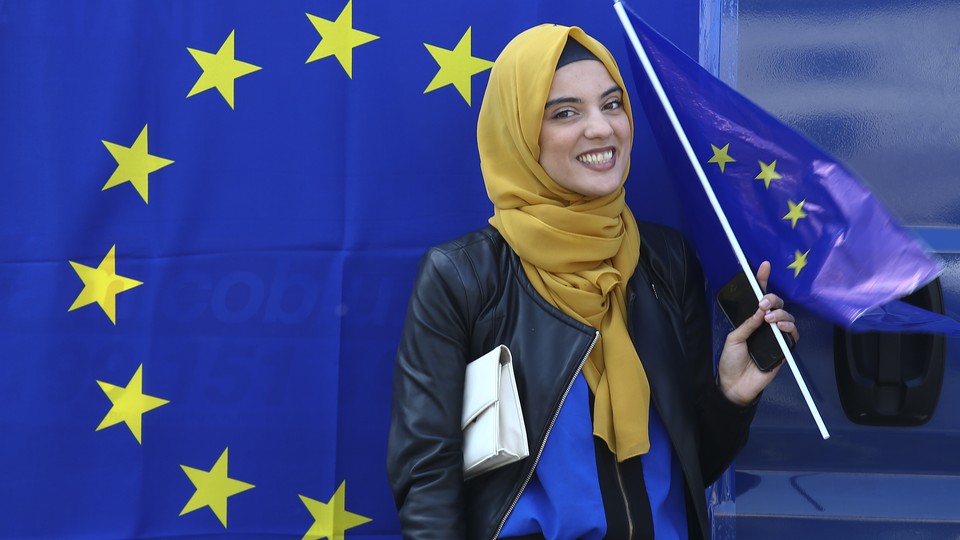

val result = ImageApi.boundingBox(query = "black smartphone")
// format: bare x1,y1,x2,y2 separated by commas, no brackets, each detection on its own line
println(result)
716,270,785,372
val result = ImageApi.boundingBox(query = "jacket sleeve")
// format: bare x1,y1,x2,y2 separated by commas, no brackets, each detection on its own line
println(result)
676,235,758,485
386,246,475,539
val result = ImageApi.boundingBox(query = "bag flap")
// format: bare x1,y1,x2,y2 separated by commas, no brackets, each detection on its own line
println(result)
461,345,509,429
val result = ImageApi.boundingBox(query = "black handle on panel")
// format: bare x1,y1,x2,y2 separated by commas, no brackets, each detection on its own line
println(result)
833,279,946,426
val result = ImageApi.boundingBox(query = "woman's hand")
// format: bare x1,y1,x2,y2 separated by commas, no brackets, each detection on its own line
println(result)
717,261,799,406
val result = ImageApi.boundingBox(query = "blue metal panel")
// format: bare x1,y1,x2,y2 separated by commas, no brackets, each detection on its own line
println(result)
709,0,960,537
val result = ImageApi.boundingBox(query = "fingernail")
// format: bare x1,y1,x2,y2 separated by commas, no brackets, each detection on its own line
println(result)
760,299,771,310
765,312,775,322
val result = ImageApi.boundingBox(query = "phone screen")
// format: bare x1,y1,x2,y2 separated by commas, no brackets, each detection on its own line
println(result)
716,270,785,372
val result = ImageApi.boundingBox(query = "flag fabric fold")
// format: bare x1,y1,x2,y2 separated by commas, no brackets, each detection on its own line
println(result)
616,1,960,334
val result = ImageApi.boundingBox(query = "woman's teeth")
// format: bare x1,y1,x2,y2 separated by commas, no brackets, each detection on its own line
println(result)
578,150,614,165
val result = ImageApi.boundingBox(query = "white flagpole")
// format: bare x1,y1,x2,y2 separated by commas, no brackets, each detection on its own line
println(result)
614,0,829,439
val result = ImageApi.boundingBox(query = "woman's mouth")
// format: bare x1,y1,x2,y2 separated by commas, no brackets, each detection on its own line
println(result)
577,149,615,168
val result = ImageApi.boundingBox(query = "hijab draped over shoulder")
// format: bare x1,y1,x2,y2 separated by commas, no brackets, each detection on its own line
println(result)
478,24,651,461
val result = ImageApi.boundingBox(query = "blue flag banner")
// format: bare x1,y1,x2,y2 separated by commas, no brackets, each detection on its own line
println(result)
0,1,670,538
616,2,960,335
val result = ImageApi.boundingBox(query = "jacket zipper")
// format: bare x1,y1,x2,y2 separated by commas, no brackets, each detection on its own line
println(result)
614,459,635,538
492,330,600,540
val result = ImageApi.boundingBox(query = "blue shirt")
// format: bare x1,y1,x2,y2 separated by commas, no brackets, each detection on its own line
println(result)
500,374,688,539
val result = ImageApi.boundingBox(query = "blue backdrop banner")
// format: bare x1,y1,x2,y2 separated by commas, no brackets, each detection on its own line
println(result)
0,1,691,538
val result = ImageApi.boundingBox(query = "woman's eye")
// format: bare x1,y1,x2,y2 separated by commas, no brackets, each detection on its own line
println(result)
552,109,575,119
604,98,623,110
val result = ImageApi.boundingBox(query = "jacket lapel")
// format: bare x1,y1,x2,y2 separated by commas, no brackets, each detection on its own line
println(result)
628,261,700,479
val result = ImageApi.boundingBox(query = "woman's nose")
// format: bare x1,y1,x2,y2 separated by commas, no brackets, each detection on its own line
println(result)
583,111,614,138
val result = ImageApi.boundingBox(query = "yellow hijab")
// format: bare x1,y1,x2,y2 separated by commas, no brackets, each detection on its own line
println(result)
478,24,650,461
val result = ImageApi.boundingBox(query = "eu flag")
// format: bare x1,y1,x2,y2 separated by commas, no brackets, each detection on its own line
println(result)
0,1,654,538
616,2,958,334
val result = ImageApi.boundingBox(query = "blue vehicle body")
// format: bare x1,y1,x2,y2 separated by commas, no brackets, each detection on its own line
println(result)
703,1,960,538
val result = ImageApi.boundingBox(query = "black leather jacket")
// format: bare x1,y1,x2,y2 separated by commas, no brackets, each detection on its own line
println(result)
387,223,756,540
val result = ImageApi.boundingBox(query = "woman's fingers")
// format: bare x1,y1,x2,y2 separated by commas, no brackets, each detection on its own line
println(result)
727,292,799,348
759,292,800,346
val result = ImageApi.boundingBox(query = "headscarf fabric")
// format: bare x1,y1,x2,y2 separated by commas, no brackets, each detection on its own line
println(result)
478,24,650,461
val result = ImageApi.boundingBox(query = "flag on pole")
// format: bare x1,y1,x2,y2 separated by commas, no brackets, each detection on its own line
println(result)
615,1,960,335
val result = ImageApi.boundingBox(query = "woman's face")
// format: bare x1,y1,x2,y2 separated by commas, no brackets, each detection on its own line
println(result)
538,60,631,199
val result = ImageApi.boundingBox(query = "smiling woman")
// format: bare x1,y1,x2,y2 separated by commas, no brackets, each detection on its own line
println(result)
386,23,799,540
539,58,632,199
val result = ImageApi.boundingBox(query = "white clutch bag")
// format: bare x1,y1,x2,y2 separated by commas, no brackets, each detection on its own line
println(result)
461,345,529,480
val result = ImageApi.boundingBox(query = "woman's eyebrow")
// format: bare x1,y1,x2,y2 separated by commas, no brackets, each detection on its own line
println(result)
544,85,623,109
601,85,623,98
544,96,580,109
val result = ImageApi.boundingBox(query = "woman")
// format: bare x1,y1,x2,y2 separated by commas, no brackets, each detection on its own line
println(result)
387,24,797,540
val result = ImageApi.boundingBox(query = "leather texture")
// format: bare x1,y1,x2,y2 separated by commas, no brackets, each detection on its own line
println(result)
387,222,757,540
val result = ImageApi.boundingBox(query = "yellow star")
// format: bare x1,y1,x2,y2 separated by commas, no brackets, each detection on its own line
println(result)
187,30,262,109
707,143,736,173
755,159,783,189
68,245,143,324
424,27,494,106
180,448,255,528
783,199,808,228
96,364,169,444
101,124,173,204
299,481,371,540
788,249,811,277
306,0,380,78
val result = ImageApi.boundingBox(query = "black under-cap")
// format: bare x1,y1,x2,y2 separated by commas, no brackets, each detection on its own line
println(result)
556,37,600,69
